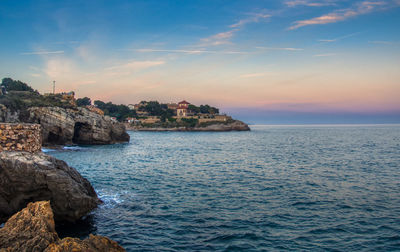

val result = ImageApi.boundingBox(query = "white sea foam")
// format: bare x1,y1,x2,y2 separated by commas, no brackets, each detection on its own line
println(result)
41,148,55,153
96,190,129,208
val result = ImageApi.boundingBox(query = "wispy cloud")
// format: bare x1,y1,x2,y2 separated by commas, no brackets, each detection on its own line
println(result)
20,50,64,55
199,29,238,46
200,11,270,47
289,1,393,30
318,32,361,42
136,48,247,54
285,0,337,7
313,53,336,57
230,13,271,28
256,46,304,51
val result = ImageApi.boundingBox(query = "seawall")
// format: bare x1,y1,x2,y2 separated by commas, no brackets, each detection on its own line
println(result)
0,123,41,152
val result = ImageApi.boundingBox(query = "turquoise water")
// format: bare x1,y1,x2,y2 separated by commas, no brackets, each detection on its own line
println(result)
49,125,400,251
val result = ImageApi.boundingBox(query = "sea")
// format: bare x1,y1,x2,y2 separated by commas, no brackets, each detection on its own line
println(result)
46,125,400,251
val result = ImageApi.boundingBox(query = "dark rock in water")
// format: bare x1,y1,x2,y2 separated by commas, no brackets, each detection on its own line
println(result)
0,151,101,223
28,107,130,146
0,201,125,252
0,105,130,146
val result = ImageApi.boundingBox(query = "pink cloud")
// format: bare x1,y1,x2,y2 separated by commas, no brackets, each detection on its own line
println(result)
289,1,390,30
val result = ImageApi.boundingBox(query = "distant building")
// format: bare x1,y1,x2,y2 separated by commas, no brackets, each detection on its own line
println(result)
126,117,135,123
127,104,135,110
0,85,6,95
110,117,117,122
177,100,190,117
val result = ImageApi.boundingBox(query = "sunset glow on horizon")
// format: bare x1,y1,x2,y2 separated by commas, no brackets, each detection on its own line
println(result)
1,0,399,123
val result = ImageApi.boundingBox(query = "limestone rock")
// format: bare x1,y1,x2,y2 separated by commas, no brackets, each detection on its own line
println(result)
0,201,125,252
0,105,130,146
0,201,58,252
28,107,129,146
0,152,101,223
45,235,125,252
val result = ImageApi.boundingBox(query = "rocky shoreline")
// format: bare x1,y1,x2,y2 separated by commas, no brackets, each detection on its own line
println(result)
0,201,125,251
126,120,250,132
0,151,125,251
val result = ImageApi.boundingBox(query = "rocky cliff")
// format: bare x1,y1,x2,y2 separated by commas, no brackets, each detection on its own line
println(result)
0,151,101,223
0,201,125,252
0,105,130,146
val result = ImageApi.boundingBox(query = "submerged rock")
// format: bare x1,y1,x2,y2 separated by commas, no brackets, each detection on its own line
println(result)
0,151,101,223
0,201,125,252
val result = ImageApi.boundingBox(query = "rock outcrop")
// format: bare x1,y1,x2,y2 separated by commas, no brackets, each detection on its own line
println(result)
0,201,58,251
0,201,125,252
0,151,101,223
128,119,251,132
0,105,130,146
28,107,130,146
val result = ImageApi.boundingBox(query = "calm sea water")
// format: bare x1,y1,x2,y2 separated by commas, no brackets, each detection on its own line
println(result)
49,125,400,251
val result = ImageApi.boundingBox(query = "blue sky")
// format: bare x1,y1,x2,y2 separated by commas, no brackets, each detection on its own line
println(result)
1,0,400,123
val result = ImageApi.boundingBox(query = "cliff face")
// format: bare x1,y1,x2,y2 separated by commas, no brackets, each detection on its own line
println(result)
0,151,101,223
0,105,130,146
28,107,130,146
0,201,125,252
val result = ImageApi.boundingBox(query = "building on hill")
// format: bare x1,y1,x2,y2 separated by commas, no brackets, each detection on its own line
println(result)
177,100,190,117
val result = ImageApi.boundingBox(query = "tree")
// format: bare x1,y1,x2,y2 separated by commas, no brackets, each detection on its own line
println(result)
1,78,36,92
93,100,137,121
199,104,219,114
188,104,200,115
76,97,91,107
143,101,163,116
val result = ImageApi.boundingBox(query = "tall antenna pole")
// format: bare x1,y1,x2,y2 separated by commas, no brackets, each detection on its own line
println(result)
53,80,55,94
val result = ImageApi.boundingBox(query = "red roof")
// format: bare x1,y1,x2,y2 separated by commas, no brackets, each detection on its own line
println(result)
178,100,190,105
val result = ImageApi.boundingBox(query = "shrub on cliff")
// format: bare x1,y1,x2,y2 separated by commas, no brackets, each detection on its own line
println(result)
1,78,37,93
76,97,91,107
94,100,136,121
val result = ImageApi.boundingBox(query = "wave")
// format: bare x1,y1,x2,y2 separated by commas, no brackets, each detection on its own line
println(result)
96,190,129,209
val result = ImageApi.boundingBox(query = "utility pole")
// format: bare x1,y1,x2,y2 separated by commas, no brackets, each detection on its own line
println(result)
53,80,55,94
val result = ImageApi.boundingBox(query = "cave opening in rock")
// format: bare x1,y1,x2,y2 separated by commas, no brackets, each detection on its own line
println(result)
47,130,61,144
73,122,91,144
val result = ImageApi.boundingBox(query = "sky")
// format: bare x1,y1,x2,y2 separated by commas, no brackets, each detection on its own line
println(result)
0,0,399,124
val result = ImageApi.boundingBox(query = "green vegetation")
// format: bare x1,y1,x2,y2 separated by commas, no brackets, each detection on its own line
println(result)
0,78,75,112
94,100,136,121
188,104,219,115
76,97,91,107
1,78,37,93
